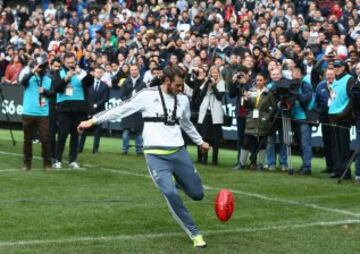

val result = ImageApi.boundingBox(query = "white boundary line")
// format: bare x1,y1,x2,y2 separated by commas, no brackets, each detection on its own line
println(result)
1,219,359,247
0,169,17,173
2,150,360,218
97,167,360,218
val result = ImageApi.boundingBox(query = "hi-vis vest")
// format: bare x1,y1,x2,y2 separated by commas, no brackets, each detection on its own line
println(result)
56,69,84,103
22,75,52,116
328,74,352,115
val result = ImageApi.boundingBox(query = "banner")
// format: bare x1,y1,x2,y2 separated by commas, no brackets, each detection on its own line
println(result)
0,83,357,146
0,84,24,123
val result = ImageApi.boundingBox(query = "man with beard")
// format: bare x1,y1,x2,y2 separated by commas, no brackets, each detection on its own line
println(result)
77,66,209,248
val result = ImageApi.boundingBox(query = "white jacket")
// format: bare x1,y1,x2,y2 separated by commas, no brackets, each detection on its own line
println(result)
198,79,225,124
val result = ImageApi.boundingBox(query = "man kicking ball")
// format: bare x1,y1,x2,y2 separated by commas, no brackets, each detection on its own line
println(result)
77,66,209,248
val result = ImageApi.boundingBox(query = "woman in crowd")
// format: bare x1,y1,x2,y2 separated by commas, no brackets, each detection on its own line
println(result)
197,66,225,165
239,73,277,170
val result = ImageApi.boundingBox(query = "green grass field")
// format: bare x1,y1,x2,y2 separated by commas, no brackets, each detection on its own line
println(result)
0,129,360,254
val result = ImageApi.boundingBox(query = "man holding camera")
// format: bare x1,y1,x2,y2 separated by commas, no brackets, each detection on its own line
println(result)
291,68,313,175
20,55,52,170
229,67,253,169
52,53,89,169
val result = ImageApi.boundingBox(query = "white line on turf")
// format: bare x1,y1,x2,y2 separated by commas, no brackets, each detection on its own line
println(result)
0,169,17,172
2,150,360,218
98,167,360,218
0,219,359,247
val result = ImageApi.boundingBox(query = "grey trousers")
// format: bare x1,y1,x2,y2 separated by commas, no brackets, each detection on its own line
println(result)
145,147,204,238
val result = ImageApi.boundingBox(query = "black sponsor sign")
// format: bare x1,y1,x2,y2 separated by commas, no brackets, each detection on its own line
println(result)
0,84,357,146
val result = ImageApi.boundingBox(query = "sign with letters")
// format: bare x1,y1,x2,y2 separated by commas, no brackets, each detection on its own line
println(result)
0,84,356,147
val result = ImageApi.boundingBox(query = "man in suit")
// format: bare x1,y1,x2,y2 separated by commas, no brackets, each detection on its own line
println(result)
78,66,110,153
120,64,146,155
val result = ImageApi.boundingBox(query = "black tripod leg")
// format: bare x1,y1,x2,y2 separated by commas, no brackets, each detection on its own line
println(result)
338,143,360,184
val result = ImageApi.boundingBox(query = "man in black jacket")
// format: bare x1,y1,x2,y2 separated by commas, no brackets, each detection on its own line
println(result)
120,64,146,155
78,66,110,153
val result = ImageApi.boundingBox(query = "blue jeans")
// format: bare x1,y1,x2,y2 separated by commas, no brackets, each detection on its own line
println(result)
294,122,312,170
355,120,360,177
266,129,288,167
122,129,143,154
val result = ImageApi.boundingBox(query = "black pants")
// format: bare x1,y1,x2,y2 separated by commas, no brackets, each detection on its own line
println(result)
198,113,222,165
55,111,86,163
78,124,102,153
49,105,58,160
242,134,266,164
321,122,333,172
330,120,351,177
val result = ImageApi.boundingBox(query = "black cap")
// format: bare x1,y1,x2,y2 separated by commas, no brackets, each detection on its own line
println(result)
334,60,345,67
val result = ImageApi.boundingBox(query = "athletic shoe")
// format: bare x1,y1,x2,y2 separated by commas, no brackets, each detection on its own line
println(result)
281,165,288,172
52,162,62,169
69,162,80,169
192,235,207,248
268,165,276,171
355,176,360,184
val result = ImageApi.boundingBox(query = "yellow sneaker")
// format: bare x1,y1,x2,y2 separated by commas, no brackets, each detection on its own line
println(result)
192,235,207,248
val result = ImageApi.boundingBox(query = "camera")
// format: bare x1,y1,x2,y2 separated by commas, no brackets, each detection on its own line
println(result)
164,115,177,126
272,79,300,110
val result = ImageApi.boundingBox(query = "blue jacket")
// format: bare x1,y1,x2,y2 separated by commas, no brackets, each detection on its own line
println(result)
21,73,52,117
291,76,313,120
315,80,331,122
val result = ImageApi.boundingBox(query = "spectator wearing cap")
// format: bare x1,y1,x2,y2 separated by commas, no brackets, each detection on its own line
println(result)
328,59,355,179
20,54,52,171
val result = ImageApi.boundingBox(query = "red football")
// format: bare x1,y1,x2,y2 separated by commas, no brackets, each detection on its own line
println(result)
214,189,235,222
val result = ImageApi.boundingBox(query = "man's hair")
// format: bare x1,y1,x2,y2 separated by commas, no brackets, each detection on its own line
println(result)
94,65,105,72
64,52,75,60
51,57,61,65
163,65,186,82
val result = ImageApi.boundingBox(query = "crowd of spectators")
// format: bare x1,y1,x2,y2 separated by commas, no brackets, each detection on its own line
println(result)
2,0,360,182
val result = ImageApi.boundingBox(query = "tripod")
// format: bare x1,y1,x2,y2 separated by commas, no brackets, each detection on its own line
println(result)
0,87,16,146
280,107,293,174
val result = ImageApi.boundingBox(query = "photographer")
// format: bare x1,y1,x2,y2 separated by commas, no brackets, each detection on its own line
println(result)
47,58,62,163
197,66,225,165
20,54,52,170
238,73,277,170
229,67,253,170
291,67,313,175
328,60,354,179
52,53,89,169
185,66,206,125
266,68,289,171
